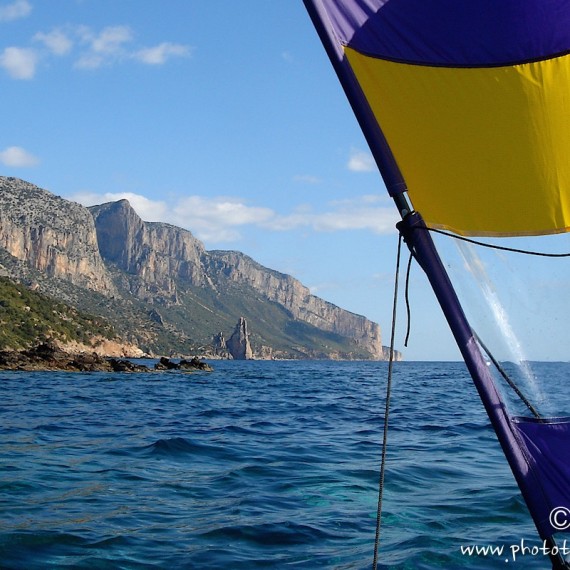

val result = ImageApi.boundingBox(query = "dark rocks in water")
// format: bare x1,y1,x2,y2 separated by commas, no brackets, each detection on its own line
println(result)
0,342,128,372
155,356,180,370
0,343,213,373
180,356,213,371
154,356,213,372
108,358,149,373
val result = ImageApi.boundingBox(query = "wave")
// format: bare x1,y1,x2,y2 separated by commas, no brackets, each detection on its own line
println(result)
144,436,210,456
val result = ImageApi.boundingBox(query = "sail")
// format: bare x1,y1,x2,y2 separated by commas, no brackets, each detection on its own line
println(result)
305,0,570,237
303,0,570,559
512,417,570,537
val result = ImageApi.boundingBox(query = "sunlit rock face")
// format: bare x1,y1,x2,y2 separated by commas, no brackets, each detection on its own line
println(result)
0,177,390,360
0,177,115,294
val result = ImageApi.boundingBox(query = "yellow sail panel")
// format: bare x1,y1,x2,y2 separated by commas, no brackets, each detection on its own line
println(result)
345,47,570,236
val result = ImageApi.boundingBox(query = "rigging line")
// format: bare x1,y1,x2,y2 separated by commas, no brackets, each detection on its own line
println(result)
373,232,402,570
417,226,570,257
403,251,413,347
473,331,541,419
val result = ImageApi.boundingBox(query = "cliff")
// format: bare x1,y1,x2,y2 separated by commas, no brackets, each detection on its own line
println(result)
0,177,397,360
205,250,382,357
89,199,205,302
0,178,115,294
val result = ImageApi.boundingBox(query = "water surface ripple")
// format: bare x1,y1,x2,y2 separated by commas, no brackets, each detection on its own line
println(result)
1,360,563,568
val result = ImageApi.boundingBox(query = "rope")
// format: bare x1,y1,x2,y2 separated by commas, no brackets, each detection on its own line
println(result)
403,252,413,347
419,226,570,258
372,233,402,570
474,332,541,419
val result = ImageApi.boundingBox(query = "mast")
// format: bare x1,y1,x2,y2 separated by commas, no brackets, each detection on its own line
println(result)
397,212,569,570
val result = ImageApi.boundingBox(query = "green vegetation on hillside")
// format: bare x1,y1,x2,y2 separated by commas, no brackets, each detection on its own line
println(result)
0,276,117,350
165,279,374,359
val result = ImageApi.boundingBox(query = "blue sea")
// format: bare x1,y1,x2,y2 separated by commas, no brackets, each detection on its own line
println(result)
1,360,567,569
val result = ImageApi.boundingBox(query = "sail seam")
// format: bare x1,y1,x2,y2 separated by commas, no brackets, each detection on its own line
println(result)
343,45,570,70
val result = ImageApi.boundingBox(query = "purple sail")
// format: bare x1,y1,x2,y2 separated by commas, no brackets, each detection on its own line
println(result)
512,417,570,537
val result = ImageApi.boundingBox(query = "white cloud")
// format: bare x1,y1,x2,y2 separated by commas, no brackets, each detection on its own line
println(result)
68,191,398,245
312,208,397,233
348,148,375,172
68,191,273,243
0,46,37,78
33,29,73,56
0,0,31,22
0,22,192,76
266,196,398,234
90,25,133,54
0,146,39,167
170,196,275,242
118,193,169,221
75,25,133,68
72,25,192,69
134,42,192,65
68,191,168,222
267,207,397,234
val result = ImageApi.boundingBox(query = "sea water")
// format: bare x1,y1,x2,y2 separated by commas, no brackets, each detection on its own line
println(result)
1,360,568,569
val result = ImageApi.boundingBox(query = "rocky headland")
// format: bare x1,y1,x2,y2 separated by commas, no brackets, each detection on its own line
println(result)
0,177,402,361
0,343,213,373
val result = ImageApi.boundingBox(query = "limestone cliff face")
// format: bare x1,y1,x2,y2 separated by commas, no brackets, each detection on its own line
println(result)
0,178,390,360
90,200,384,359
206,251,383,359
90,200,205,302
0,177,115,294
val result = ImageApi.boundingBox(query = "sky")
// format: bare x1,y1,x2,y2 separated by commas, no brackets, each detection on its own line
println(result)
0,0,568,361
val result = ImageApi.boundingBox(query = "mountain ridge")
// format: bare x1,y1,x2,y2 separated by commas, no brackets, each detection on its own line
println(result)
0,176,399,360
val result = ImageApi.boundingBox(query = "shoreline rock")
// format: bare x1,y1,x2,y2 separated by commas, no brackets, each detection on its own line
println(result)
0,343,213,373
154,356,213,372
